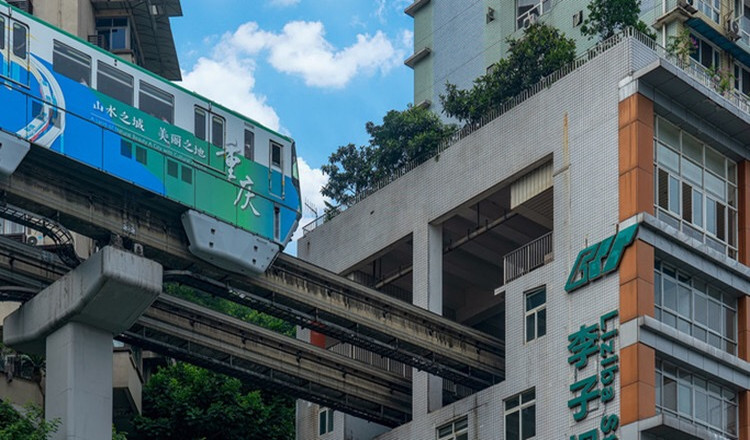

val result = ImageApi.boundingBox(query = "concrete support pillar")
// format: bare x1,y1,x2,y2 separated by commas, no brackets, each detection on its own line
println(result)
46,322,114,440
412,223,442,416
3,246,162,440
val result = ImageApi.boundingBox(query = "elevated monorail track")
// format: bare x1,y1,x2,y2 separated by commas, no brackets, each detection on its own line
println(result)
0,144,505,389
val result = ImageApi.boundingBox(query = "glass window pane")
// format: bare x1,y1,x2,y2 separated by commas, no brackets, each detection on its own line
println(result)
705,147,725,178
663,279,677,310
53,40,91,85
505,396,519,411
244,129,255,160
522,389,535,403
212,116,224,148
521,405,535,439
669,176,680,214
505,411,519,440
705,172,725,200
526,290,545,310
139,81,174,123
692,190,703,228
658,118,681,149
658,143,680,172
725,307,736,340
663,377,677,411
678,383,692,415
97,62,133,106
682,134,703,162
526,314,535,342
677,285,691,317
708,300,722,332
696,390,708,422
0,17,4,51
682,159,702,185
271,142,282,168
537,308,546,338
12,23,26,59
709,395,722,428
194,108,206,141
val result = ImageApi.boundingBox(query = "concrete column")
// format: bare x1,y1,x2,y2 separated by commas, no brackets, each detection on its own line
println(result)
412,223,442,416
4,246,162,440
46,322,113,440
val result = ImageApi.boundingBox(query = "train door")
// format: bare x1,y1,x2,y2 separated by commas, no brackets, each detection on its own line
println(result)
0,14,7,78
269,140,284,199
8,18,28,85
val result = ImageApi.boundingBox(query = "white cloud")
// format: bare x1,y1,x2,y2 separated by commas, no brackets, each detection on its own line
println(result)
229,21,406,88
179,55,280,131
269,0,300,6
374,0,387,23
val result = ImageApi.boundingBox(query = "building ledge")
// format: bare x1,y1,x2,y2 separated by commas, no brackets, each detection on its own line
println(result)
638,413,724,440
405,0,430,17
404,47,431,68
415,99,431,109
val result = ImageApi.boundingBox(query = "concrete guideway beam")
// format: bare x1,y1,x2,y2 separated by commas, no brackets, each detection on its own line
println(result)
4,246,163,355
3,246,162,440
139,295,412,413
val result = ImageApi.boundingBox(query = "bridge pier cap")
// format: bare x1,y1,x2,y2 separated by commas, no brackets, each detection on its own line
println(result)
3,246,163,355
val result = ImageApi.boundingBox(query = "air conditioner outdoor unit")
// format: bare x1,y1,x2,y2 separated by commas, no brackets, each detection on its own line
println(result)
523,12,538,29
25,229,42,246
726,18,741,41
678,0,698,14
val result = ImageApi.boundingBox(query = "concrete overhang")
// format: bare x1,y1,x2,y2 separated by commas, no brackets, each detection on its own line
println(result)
91,0,183,80
405,0,430,17
3,246,162,355
633,58,750,158
685,17,750,67
404,47,431,68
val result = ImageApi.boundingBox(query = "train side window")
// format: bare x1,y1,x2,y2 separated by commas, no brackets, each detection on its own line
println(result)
271,141,282,169
194,107,207,141
167,159,178,178
211,115,224,148
53,40,91,85
139,81,173,123
12,23,26,59
0,17,5,51
120,140,132,158
181,166,193,184
97,62,133,106
244,128,254,161
135,145,147,164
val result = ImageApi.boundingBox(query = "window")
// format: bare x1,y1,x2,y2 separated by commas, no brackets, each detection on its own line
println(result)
696,0,721,23
656,359,738,438
525,287,546,342
654,260,737,354
12,23,25,59
689,34,720,68
274,206,281,241
437,416,468,440
135,145,147,165
244,128,255,161
97,62,133,106
120,140,132,158
181,166,192,184
271,141,282,169
734,63,750,97
194,107,207,141
53,40,91,85
654,117,738,258
167,160,178,178
139,81,173,123
211,115,225,148
318,407,334,436
0,17,5,51
516,0,542,29
505,388,535,440
96,17,130,51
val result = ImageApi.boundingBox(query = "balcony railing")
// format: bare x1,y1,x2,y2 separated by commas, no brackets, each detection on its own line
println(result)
328,343,412,379
503,232,553,284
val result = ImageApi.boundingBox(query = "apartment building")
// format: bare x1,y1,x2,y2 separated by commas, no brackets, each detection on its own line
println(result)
296,0,750,439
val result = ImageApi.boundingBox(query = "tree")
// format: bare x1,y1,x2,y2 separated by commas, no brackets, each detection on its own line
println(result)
133,363,294,440
0,401,59,440
440,23,576,124
580,0,656,40
321,105,454,207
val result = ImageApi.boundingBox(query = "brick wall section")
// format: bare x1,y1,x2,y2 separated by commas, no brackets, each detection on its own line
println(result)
618,93,656,427
740,161,750,440
618,93,654,222
620,343,655,425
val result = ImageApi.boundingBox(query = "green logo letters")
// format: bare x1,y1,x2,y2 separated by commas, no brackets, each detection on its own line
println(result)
565,224,638,293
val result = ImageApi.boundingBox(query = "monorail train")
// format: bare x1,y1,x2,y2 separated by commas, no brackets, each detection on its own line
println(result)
0,1,301,274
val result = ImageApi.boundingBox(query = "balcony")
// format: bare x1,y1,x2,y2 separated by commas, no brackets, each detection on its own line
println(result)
502,232,553,285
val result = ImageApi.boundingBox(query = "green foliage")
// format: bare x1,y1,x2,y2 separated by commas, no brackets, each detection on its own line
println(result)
580,0,656,40
113,425,128,440
166,284,294,337
0,401,59,440
321,105,454,207
440,23,576,124
133,363,293,440
666,27,696,66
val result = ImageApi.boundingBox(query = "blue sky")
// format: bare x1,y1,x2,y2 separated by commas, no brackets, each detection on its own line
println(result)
171,0,415,244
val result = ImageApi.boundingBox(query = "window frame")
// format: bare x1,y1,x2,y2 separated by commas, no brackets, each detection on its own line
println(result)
52,40,92,86
211,114,225,148
318,407,334,436
11,22,26,60
138,80,174,124
524,287,546,343
97,61,134,106
271,140,283,170
95,17,130,52
244,126,255,161
436,416,469,440
504,388,536,440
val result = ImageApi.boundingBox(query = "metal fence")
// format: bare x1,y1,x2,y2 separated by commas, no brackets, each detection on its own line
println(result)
503,232,553,285
328,343,412,379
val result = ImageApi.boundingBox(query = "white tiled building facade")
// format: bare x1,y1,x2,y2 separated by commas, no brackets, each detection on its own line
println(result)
297,1,750,439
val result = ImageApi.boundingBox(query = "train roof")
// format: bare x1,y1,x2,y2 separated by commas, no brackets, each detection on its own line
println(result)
0,0,293,144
